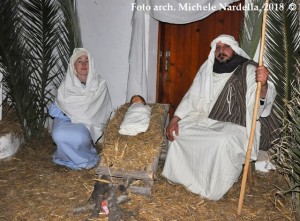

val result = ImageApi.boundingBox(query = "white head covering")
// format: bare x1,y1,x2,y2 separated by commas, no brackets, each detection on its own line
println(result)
72,48,88,76
189,34,250,103
72,48,88,62
56,48,112,142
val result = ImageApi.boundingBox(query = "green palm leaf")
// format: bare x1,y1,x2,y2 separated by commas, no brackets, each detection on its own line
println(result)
277,58,300,215
241,0,300,213
265,0,300,214
240,0,264,59
0,0,82,140
264,0,300,122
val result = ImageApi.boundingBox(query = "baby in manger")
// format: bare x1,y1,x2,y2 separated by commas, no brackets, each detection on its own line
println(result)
118,95,151,136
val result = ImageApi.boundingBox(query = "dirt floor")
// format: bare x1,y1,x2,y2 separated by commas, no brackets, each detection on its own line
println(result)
0,134,296,221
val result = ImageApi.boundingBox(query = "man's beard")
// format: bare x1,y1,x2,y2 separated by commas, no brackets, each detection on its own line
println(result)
216,53,233,64
213,54,248,74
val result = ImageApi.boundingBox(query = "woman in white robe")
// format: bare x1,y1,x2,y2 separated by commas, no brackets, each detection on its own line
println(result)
49,48,112,170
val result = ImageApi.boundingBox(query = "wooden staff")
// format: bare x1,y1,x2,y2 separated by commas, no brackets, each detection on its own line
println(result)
237,0,269,215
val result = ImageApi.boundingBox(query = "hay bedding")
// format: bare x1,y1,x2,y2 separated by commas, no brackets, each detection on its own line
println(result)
0,107,297,220
0,138,296,221
100,103,167,171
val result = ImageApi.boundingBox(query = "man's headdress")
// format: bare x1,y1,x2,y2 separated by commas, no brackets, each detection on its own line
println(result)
189,34,250,103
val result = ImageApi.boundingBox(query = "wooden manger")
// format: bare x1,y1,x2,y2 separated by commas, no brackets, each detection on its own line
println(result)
96,103,169,195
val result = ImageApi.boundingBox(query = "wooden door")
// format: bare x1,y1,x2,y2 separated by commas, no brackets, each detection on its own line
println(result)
157,2,244,117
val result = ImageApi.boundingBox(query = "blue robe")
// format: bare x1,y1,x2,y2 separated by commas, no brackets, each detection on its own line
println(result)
49,103,99,170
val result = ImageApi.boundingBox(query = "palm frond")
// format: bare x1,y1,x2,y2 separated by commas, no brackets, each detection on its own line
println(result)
274,57,300,216
58,0,82,50
0,0,36,139
241,0,300,213
265,0,300,123
0,0,82,140
263,0,300,214
240,0,264,59
20,0,63,134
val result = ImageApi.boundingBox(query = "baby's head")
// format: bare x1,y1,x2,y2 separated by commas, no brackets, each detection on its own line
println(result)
130,95,146,105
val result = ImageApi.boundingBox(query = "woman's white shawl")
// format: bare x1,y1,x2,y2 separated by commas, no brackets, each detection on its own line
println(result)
56,48,112,143
119,103,151,136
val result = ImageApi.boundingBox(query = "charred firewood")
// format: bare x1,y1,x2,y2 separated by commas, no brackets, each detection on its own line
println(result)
107,186,121,221
73,176,131,220
89,175,110,219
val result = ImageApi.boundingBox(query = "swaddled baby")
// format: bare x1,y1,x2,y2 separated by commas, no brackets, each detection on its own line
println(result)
119,95,151,136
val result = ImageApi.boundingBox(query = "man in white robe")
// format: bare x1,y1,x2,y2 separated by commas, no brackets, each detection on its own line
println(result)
162,35,276,200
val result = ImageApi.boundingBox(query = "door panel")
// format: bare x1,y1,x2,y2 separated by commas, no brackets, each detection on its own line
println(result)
157,2,244,117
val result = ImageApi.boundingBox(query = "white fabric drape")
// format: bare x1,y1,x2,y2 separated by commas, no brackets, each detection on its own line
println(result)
126,0,239,101
127,6,147,101
147,0,239,24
